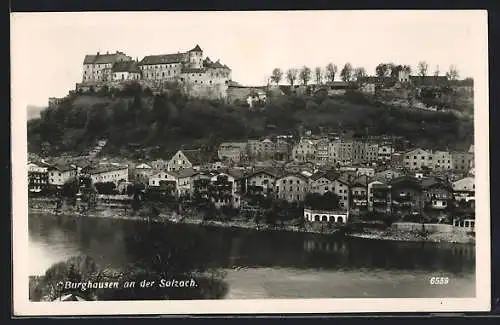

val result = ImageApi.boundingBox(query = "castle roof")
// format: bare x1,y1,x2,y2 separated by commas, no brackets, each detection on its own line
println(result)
189,45,203,52
83,52,129,65
112,61,141,73
139,53,186,65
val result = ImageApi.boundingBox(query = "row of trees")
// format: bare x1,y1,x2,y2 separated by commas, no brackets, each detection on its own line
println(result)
269,62,461,86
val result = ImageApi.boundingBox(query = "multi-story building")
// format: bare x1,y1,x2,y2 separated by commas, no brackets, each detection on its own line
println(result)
111,61,142,81
275,174,309,202
274,138,292,161
338,140,354,165
365,143,379,162
403,148,432,170
421,177,453,211
328,140,341,164
167,149,203,172
331,176,351,210
368,180,391,213
82,51,133,83
374,168,402,182
390,176,424,216
148,171,178,196
351,141,366,164
245,168,281,197
208,172,241,209
431,151,453,171
349,175,369,213
292,138,317,162
451,151,474,172
308,170,339,195
28,162,49,193
247,138,275,160
90,165,129,186
47,164,77,187
217,142,248,162
377,144,394,162
314,138,331,164
452,177,475,203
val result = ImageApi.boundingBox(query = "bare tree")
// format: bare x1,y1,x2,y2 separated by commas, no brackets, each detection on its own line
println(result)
340,63,353,82
270,68,283,85
314,67,323,85
434,65,440,77
445,65,459,80
402,65,412,75
286,68,298,86
417,61,428,77
299,66,312,86
353,67,367,82
325,63,338,83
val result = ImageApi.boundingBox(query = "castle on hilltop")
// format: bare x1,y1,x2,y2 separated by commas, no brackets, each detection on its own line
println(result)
77,45,233,100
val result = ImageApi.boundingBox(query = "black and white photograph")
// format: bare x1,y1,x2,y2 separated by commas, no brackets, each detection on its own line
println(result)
12,10,490,315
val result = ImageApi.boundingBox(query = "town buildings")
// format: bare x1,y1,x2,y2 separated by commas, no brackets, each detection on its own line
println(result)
28,162,49,193
90,165,129,186
47,164,77,187
275,174,309,203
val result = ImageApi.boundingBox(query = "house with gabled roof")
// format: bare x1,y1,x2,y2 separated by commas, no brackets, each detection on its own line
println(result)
275,173,310,203
420,176,453,210
47,163,77,186
308,170,339,195
349,175,371,213
167,149,204,172
244,167,282,197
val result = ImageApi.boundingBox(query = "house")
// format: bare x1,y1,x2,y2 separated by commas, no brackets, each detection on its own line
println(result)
150,159,169,170
338,140,354,165
314,138,331,164
28,162,49,193
331,175,351,210
134,163,155,183
47,164,77,186
292,138,317,162
390,176,424,216
420,177,453,211
148,171,179,196
431,150,452,171
90,165,129,186
275,173,309,203
451,152,474,172
365,143,379,162
192,171,218,201
403,148,432,170
245,168,281,197
275,138,292,161
173,168,198,197
350,175,370,213
308,170,339,195
247,138,275,160
217,142,247,162
208,172,241,209
452,177,475,203
355,166,375,177
168,149,203,172
377,144,394,161
368,180,391,213
111,60,142,81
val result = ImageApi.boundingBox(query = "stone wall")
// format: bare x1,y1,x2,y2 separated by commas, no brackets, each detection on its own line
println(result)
391,222,454,233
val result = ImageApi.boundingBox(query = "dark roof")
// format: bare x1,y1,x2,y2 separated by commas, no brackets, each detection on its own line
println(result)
310,170,339,181
83,52,130,65
182,149,204,166
410,75,449,87
420,177,452,190
90,164,128,175
172,168,198,179
189,45,203,52
112,61,141,73
248,168,281,179
48,163,75,172
351,175,370,187
390,176,421,189
139,53,185,65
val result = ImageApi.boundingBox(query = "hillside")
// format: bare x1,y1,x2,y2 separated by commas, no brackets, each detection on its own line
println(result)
27,85,474,160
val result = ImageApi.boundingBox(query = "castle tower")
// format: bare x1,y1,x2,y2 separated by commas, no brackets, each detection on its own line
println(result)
188,44,203,69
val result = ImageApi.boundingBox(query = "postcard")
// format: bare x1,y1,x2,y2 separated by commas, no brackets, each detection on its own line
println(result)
11,10,490,315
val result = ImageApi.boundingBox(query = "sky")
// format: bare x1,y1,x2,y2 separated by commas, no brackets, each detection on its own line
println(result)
11,10,487,109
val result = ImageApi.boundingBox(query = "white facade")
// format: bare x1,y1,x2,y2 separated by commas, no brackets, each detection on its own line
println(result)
48,167,77,186
403,148,432,170
304,208,349,223
91,167,129,185
149,171,178,187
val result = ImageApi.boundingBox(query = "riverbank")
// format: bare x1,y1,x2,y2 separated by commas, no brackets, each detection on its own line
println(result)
28,205,340,236
28,200,475,244
348,228,475,244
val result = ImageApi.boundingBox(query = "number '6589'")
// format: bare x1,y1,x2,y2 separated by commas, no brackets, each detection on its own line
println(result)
429,277,449,285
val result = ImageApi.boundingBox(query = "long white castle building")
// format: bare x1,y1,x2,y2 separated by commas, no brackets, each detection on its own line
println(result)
79,45,232,100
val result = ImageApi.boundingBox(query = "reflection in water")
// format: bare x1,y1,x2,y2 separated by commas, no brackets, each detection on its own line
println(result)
29,213,476,299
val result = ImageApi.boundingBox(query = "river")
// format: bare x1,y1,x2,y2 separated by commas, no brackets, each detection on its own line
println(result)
28,213,476,299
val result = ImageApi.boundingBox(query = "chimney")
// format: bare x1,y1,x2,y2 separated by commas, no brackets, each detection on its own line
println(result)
97,51,100,55
106,51,109,54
